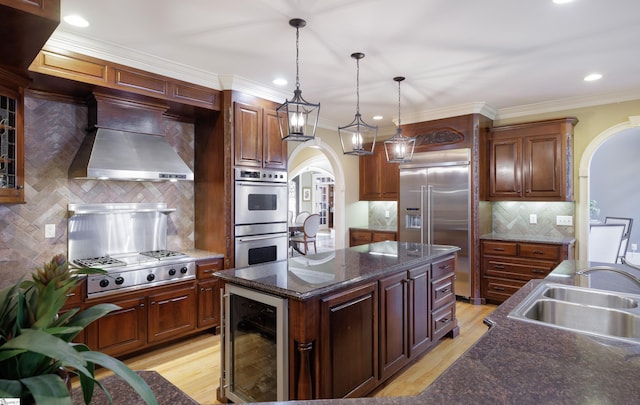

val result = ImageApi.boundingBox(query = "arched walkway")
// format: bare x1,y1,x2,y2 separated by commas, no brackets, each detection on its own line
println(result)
288,137,347,250
578,116,640,261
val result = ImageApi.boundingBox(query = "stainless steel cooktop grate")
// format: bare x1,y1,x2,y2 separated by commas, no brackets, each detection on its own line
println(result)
74,256,126,268
139,250,186,260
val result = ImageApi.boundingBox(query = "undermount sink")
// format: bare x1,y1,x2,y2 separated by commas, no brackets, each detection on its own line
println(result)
509,282,640,343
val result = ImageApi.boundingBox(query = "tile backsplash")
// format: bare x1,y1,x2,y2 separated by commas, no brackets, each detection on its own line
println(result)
0,94,195,288
369,201,398,228
491,201,575,237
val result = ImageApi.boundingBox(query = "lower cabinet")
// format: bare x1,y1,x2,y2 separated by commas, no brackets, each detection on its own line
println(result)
481,239,575,303
319,282,378,399
86,295,147,357
290,254,459,401
349,228,397,247
196,258,223,329
147,283,197,344
85,279,201,357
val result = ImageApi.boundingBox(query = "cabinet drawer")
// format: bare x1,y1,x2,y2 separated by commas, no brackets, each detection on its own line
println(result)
483,258,554,281
483,277,527,303
371,231,396,242
197,257,224,279
432,275,455,310
432,303,455,338
518,243,560,261
432,256,455,280
350,230,373,247
482,241,517,256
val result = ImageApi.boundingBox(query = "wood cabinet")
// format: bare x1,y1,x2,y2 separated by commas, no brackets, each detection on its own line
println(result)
359,145,399,201
0,0,60,71
234,101,287,170
85,279,206,357
147,283,197,344
196,257,223,330
349,228,397,247
86,294,147,357
282,253,459,401
319,282,378,399
0,71,27,203
488,117,577,201
481,239,575,304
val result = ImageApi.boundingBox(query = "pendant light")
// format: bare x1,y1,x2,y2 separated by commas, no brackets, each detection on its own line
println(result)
277,18,320,142
384,76,415,163
338,52,378,156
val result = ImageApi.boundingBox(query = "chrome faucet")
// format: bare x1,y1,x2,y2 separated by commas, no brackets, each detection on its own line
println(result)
575,264,640,287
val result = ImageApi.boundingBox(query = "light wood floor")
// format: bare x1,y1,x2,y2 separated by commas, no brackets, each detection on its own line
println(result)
81,300,496,404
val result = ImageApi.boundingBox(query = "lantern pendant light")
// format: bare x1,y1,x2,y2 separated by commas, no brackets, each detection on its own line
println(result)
277,18,320,142
384,76,415,163
338,52,378,156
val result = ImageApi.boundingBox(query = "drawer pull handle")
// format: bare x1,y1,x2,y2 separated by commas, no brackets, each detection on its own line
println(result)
532,269,546,274
439,264,451,270
532,250,545,255
493,248,505,251
493,286,505,291
439,317,450,324
439,288,450,294
494,265,505,269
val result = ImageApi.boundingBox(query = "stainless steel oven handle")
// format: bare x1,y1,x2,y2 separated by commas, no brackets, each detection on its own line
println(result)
236,181,287,188
236,233,288,242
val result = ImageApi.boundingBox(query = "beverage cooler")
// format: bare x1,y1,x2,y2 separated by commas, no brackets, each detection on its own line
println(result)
221,284,288,403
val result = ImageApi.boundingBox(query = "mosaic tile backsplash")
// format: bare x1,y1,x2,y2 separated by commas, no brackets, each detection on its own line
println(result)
0,95,195,288
369,201,398,229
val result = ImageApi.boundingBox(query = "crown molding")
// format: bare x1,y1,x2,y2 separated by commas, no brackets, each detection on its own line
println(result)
45,30,640,129
495,89,640,120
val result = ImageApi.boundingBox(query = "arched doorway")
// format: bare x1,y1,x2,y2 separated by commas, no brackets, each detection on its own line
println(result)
578,116,640,261
288,137,347,250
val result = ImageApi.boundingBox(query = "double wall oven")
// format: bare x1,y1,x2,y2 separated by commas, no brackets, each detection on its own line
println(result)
234,168,288,267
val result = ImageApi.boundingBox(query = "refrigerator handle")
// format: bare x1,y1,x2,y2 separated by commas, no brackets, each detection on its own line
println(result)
427,185,433,245
420,185,426,245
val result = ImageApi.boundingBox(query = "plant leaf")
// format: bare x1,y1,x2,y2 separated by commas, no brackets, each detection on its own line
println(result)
67,303,120,330
0,378,23,397
20,374,73,405
82,351,159,405
0,329,92,377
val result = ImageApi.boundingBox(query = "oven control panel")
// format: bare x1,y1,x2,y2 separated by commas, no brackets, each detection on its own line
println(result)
235,167,287,183
86,261,196,297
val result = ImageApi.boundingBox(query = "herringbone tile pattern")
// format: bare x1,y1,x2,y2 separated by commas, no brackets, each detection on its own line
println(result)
0,94,195,287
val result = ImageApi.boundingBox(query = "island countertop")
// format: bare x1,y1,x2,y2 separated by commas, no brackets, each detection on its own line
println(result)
214,241,459,300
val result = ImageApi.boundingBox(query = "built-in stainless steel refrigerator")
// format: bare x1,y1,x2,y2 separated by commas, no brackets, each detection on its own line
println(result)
399,148,471,298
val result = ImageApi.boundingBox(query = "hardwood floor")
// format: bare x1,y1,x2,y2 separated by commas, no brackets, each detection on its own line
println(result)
80,300,496,404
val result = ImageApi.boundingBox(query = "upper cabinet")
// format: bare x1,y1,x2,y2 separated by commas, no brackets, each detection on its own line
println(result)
0,71,28,203
359,145,399,201
234,101,287,170
488,117,577,201
0,0,59,71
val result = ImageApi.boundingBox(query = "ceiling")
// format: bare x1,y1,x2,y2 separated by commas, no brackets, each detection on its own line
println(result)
52,0,640,133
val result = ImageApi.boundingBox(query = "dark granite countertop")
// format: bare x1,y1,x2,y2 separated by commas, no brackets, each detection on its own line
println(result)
214,241,459,300
71,370,198,405
480,232,576,245
256,260,640,404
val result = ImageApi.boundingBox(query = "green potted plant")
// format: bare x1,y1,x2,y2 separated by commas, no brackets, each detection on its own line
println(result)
0,254,158,405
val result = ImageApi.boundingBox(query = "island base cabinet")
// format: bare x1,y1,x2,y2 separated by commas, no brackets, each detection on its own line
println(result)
319,282,378,399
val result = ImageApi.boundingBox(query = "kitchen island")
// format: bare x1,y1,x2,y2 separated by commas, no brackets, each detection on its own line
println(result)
214,241,461,402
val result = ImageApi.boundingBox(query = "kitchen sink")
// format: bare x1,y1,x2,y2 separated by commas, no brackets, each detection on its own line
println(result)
542,286,638,309
509,282,640,343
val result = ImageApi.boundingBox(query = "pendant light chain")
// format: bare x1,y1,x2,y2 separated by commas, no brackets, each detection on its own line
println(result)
397,77,402,128
355,56,361,115
295,24,301,90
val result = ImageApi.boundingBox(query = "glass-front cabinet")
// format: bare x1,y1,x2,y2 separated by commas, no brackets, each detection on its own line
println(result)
0,84,24,204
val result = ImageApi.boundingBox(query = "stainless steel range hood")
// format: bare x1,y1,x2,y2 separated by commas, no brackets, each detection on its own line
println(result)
69,128,194,181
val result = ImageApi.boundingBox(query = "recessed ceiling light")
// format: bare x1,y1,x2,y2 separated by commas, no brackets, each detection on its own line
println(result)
64,14,90,27
584,73,603,82
273,78,287,86
553,0,574,4
373,115,383,121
